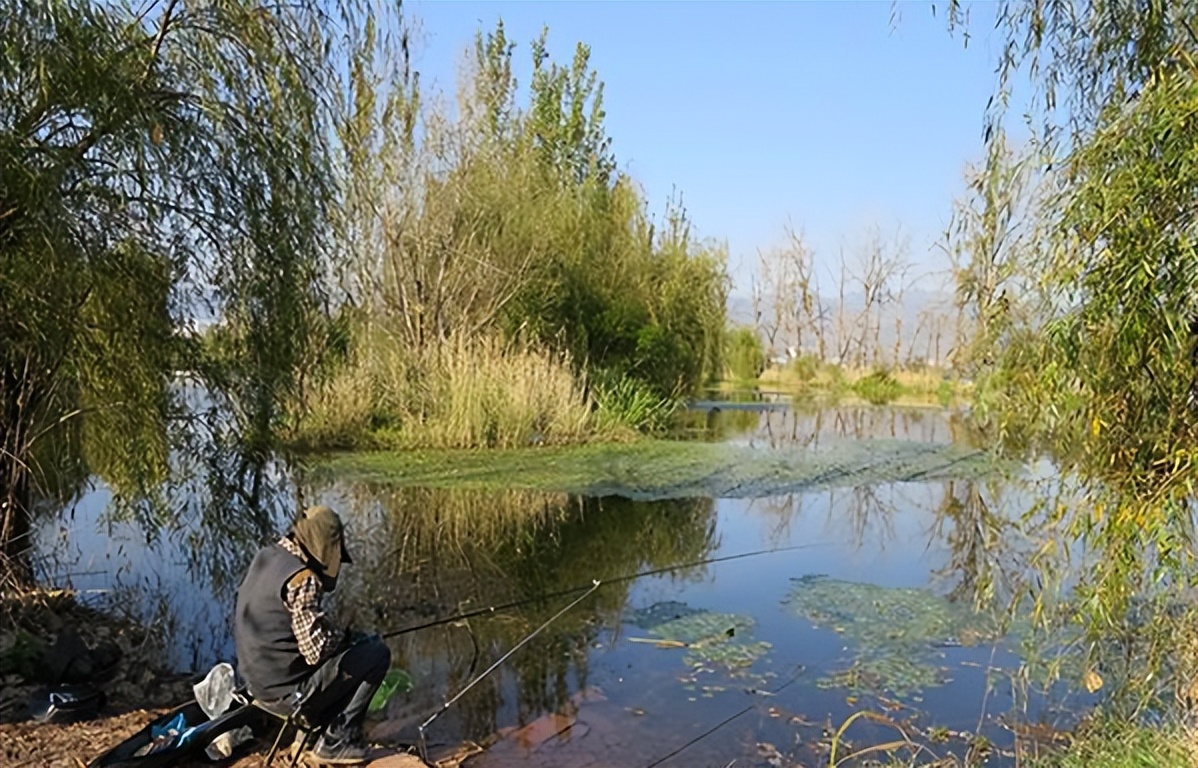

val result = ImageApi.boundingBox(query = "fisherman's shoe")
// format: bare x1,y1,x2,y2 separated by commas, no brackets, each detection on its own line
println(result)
308,732,369,765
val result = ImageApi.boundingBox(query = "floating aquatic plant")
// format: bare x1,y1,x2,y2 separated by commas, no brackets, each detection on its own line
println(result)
626,601,773,678
318,439,1003,500
784,575,1005,697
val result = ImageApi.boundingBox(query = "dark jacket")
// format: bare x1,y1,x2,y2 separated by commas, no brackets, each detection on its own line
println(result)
233,543,311,700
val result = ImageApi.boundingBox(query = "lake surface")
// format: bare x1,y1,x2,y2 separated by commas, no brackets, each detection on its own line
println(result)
34,398,1092,766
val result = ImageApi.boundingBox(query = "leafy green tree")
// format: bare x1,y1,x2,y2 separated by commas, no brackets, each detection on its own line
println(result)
0,0,372,583
947,0,1191,148
946,0,1198,708
526,29,615,186
338,20,728,410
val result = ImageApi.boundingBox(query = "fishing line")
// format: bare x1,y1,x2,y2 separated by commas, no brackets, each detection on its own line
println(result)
416,579,603,764
641,665,805,768
382,543,819,640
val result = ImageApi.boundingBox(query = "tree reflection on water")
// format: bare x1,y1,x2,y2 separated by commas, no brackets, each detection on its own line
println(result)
323,482,717,742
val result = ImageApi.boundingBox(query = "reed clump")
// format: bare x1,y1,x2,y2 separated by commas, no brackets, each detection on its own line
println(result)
294,331,616,450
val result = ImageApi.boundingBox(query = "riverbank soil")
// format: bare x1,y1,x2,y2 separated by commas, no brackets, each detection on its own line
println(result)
0,590,453,767
3,703,432,768
2,588,186,765
1,588,198,709
4,705,428,767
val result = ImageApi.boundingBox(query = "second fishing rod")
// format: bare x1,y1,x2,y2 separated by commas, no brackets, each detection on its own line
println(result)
380,542,819,640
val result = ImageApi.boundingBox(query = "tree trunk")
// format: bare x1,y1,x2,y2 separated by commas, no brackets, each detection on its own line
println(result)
0,405,34,587
1,361,36,587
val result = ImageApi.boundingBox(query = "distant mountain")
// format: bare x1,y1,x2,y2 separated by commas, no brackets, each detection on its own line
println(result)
727,294,756,327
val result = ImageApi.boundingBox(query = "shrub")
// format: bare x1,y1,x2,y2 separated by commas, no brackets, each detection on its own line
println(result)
851,368,903,405
592,373,681,435
789,354,822,384
724,327,766,381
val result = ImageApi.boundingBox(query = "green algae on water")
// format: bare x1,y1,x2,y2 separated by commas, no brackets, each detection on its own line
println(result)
316,439,1006,500
784,575,1006,697
627,601,773,677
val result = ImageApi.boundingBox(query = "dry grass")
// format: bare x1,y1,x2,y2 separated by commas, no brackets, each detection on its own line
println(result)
1025,718,1197,768
295,331,603,450
412,335,596,449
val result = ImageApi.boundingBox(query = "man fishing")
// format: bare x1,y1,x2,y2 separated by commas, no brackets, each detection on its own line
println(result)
234,505,390,765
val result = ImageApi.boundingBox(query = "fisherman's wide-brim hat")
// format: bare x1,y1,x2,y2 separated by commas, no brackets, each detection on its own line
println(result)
292,505,353,579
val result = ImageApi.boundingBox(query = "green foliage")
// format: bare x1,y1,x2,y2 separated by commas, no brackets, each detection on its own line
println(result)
0,4,723,575
329,20,728,449
851,369,902,405
723,327,766,381
1029,718,1195,768
592,373,680,434
525,29,615,186
970,67,1198,612
948,0,1198,712
0,0,384,578
944,1,1192,160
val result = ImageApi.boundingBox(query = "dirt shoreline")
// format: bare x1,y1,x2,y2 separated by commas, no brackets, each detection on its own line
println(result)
0,589,453,767
2,708,430,767
2,588,195,764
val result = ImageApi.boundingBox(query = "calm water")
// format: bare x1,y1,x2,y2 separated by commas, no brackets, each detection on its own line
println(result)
33,400,1089,767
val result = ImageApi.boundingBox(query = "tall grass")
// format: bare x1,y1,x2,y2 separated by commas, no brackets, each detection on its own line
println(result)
592,374,680,434
401,335,596,449
1029,719,1196,768
295,331,603,450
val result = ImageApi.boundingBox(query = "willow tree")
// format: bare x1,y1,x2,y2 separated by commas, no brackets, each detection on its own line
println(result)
0,0,372,585
945,1,1198,708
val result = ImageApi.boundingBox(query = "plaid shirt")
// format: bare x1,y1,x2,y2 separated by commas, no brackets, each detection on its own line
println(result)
279,537,342,666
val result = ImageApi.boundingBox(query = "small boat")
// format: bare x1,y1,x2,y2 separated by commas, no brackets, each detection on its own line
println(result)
87,695,263,768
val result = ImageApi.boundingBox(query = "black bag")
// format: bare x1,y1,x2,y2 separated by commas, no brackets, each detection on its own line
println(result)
27,684,106,724
87,698,263,768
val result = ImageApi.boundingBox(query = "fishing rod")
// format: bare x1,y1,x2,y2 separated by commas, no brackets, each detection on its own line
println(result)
642,665,805,768
416,580,604,763
381,543,820,640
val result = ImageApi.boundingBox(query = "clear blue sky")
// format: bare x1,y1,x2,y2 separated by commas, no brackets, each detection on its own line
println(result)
406,1,1006,298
